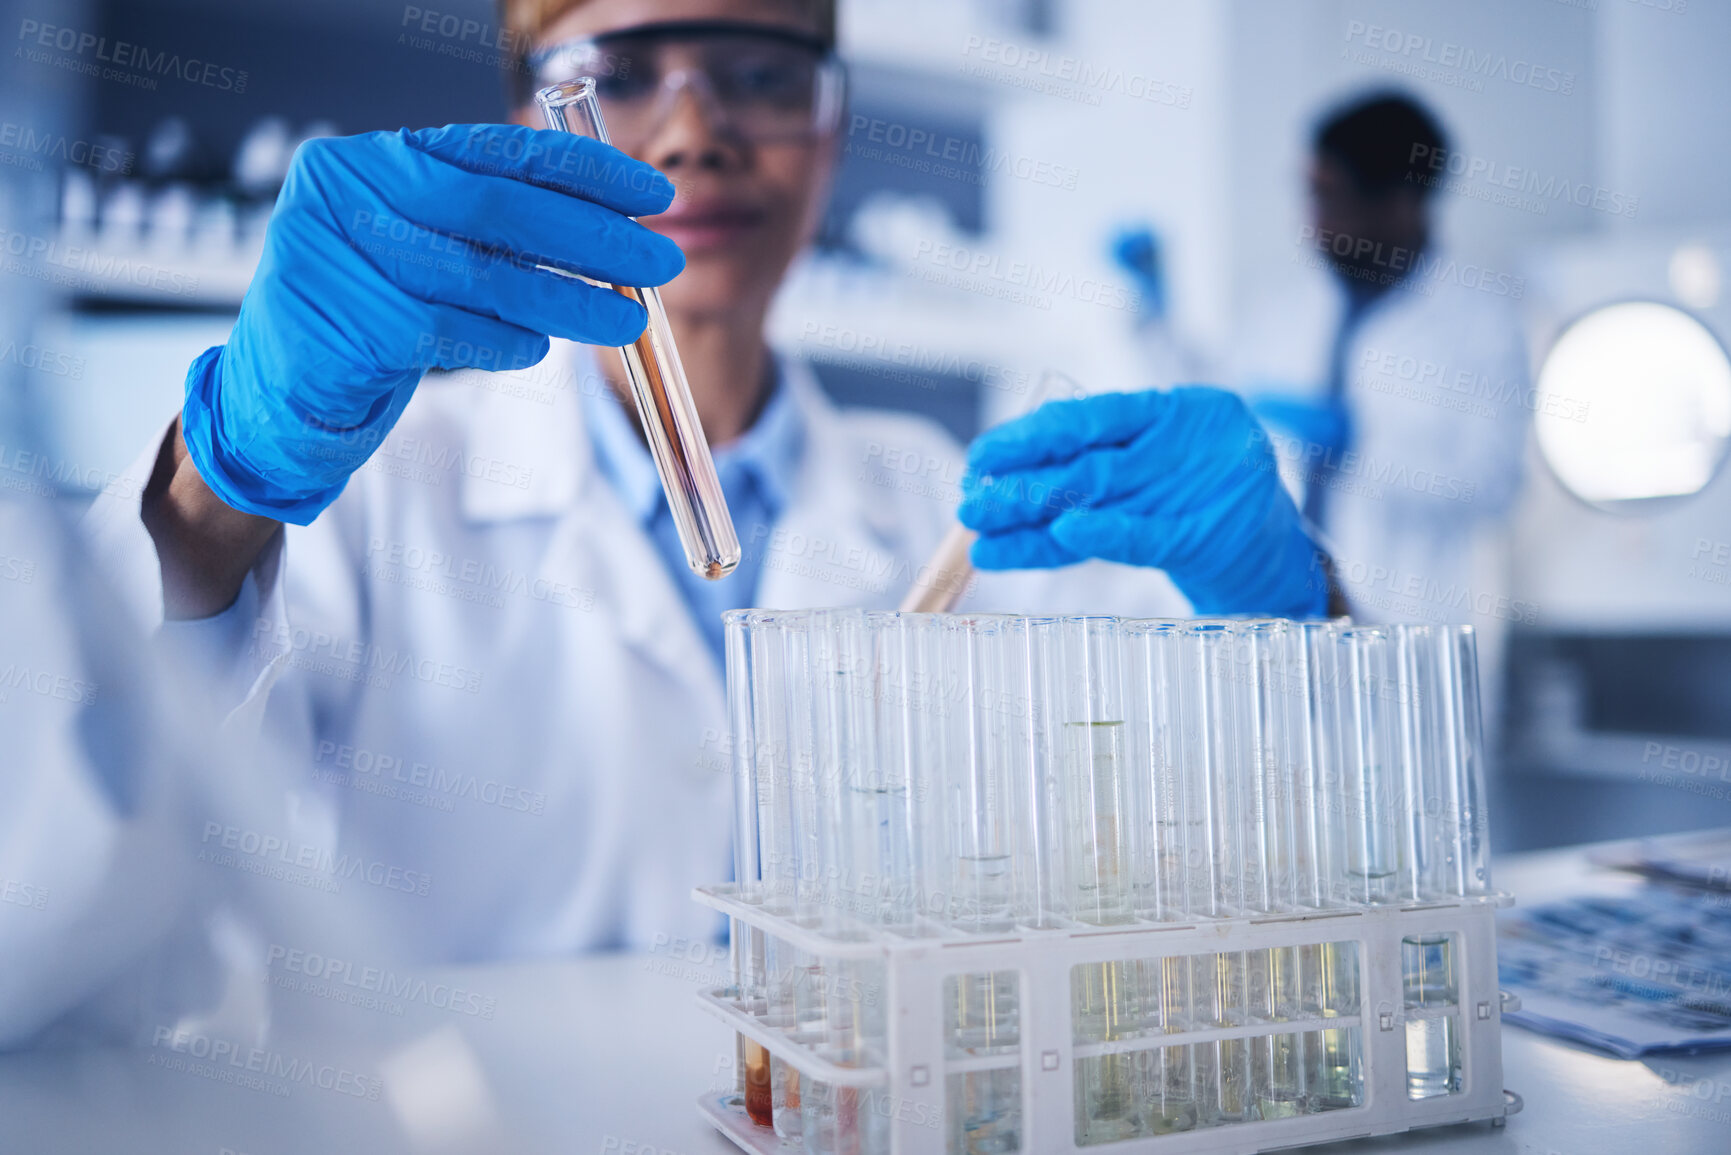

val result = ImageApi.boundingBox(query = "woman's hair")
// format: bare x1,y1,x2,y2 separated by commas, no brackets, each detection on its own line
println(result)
502,0,837,105
502,0,836,48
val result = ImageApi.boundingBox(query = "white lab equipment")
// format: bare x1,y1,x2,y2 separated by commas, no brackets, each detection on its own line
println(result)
700,611,1515,1154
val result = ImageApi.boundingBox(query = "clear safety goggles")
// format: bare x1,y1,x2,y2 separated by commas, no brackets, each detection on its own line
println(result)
526,20,846,152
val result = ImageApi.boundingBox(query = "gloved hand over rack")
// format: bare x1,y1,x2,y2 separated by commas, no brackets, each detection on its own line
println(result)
181,124,684,524
957,387,1331,617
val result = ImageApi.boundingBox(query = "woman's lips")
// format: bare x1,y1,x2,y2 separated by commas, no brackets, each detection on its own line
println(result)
647,202,766,253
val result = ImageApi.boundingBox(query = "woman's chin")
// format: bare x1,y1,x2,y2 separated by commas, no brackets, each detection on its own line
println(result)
660,261,776,319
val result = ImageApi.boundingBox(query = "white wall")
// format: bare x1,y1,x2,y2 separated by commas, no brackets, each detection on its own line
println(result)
985,0,1233,390
954,0,1607,378
1599,0,1731,232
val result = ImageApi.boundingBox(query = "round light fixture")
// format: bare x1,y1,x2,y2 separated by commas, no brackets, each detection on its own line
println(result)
1535,301,1731,507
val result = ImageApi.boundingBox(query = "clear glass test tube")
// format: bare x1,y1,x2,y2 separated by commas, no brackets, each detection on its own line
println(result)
812,955,888,1155
535,78,740,580
1181,622,1237,918
1126,620,1187,924
1059,618,1141,1143
1442,626,1492,895
862,611,917,933
894,613,950,929
780,615,824,926
1295,622,1344,908
725,612,762,906
1237,618,1302,1123
729,611,778,1129
1391,625,1437,902
1073,976,1141,1144
946,615,1019,933
1182,623,1256,1124
736,922,772,1127
1019,617,1067,929
991,617,1042,931
1402,934,1461,1099
1334,627,1398,905
1060,616,1136,926
1239,623,1301,1038
820,611,912,935
944,967,1023,1155
1148,1043,1197,1134
762,935,804,1140
1236,620,1291,917
1255,1031,1308,1119
744,611,799,916
809,610,871,941
949,1067,1021,1155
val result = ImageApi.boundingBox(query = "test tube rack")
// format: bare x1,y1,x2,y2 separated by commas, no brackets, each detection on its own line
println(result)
701,611,1521,1153
695,887,1518,1154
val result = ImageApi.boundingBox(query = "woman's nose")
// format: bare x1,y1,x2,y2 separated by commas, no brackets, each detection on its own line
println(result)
643,81,749,174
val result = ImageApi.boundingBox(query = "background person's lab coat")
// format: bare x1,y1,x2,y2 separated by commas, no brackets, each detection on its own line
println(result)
1227,253,1532,702
59,342,1186,1013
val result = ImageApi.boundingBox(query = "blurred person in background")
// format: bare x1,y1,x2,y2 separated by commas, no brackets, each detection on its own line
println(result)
1230,90,1531,728
44,0,1331,1021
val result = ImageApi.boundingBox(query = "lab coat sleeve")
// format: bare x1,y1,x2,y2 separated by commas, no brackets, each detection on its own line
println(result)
81,419,293,732
0,498,205,1049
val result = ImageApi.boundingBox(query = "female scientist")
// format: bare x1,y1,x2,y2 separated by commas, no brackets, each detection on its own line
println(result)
82,0,1329,963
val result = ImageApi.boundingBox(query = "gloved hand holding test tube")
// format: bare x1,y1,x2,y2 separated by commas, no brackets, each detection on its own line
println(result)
537,78,741,580
899,369,1086,612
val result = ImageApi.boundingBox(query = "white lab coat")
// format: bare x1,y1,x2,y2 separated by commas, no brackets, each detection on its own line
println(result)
1227,253,1532,636
79,341,1187,971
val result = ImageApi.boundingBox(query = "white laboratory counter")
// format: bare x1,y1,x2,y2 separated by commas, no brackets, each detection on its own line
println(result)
2,845,1728,1155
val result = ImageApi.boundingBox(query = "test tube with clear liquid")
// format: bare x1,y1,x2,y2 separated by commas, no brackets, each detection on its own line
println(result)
1403,934,1462,1098
1058,617,1142,1144
1018,617,1068,931
1182,622,1253,1125
1126,620,1187,926
946,969,1021,1155
1294,623,1364,1110
1123,620,1201,1134
944,617,1029,1152
1441,627,1492,895
1334,627,1398,904
946,616,1020,934
1236,620,1311,1120
536,78,741,580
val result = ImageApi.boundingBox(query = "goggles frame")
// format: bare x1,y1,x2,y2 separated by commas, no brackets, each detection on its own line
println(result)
522,19,846,145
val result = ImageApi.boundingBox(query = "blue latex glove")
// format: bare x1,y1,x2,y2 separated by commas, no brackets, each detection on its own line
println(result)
1249,394,1352,459
958,388,1330,617
181,124,683,524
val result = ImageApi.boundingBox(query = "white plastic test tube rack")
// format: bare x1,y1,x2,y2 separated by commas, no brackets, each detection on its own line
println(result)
700,612,1521,1155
